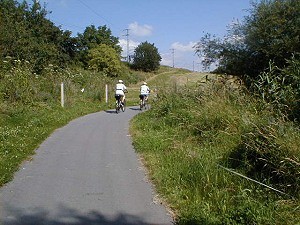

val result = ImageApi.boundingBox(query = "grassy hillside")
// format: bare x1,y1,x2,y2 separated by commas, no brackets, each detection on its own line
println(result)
130,69,300,225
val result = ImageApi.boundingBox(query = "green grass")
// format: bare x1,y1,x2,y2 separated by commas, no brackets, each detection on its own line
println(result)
130,72,300,224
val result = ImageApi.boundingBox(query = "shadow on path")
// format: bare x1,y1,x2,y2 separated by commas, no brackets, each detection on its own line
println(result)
128,107,141,111
2,205,172,225
105,106,141,114
105,109,117,114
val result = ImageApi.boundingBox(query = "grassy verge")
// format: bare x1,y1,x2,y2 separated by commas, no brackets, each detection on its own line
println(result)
130,72,300,224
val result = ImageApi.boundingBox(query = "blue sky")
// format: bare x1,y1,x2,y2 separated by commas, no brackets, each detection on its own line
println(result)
38,0,252,71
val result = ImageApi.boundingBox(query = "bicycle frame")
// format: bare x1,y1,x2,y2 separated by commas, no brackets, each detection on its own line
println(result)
115,95,125,113
139,94,148,110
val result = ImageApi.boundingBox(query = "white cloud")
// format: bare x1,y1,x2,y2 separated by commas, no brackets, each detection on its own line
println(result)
160,41,200,71
128,22,153,37
171,41,197,52
118,39,140,57
160,53,173,67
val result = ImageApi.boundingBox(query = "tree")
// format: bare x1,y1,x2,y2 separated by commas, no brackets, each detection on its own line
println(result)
0,0,76,73
195,0,300,78
132,41,161,72
76,25,122,67
87,44,122,77
243,0,300,75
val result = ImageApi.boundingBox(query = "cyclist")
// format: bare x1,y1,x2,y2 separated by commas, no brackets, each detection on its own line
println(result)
115,80,127,105
139,81,150,104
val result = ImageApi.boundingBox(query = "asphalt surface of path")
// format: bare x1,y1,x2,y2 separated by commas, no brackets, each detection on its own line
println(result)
0,106,173,225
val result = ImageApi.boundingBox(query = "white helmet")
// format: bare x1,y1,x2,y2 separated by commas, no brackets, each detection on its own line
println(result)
118,80,123,83
143,82,147,85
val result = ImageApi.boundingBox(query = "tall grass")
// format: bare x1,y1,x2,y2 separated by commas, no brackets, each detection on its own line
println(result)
130,76,300,224
249,56,300,121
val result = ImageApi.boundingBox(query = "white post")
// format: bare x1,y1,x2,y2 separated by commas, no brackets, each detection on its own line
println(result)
105,84,108,104
61,82,64,107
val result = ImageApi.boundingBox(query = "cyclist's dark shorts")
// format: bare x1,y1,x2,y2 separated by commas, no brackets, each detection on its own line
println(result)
115,94,122,100
139,94,147,100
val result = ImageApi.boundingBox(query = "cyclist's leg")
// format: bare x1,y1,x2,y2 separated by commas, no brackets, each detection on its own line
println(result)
121,95,125,104
142,94,146,104
139,95,143,103
115,95,120,113
115,95,120,103
139,95,143,109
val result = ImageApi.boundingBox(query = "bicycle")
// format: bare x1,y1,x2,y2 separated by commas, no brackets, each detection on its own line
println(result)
139,94,148,110
115,95,126,113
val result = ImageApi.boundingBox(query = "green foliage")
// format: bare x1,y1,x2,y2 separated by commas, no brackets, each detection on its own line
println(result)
88,44,122,77
0,0,75,73
195,0,300,77
0,1,123,73
131,73,300,224
244,0,300,71
0,57,113,105
131,41,161,72
76,25,121,67
250,54,300,120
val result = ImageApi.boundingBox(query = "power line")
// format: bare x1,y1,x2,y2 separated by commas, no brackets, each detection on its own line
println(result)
76,0,113,27
75,0,127,43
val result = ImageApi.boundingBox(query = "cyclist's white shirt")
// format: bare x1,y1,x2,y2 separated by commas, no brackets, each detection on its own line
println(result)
115,83,126,95
140,85,150,95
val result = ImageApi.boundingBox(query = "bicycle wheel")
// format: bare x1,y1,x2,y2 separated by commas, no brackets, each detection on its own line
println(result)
121,99,126,112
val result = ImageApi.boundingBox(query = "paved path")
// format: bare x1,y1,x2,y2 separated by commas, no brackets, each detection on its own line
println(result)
0,106,173,225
